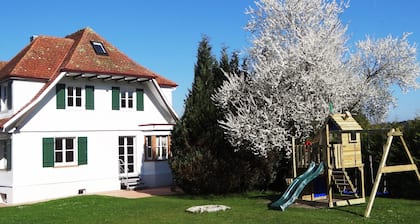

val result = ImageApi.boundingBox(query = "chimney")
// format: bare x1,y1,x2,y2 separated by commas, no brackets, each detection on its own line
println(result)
344,111,352,120
30,35,39,42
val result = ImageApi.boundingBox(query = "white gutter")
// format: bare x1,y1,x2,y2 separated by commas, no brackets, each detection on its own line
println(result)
4,72,67,132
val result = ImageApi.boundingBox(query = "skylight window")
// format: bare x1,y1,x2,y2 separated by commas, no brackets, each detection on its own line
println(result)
90,41,108,55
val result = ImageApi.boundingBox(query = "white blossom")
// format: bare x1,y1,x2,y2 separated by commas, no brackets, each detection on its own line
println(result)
213,0,420,157
349,33,420,122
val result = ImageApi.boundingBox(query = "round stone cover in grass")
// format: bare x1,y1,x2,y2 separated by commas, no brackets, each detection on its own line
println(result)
186,205,231,213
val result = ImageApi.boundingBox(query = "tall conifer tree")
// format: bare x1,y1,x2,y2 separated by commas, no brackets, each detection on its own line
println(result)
170,36,226,193
170,37,273,193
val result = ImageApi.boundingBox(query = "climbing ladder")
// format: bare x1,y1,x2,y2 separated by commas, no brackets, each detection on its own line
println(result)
331,169,358,197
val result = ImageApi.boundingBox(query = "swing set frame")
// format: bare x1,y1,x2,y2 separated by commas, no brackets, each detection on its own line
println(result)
364,128,420,218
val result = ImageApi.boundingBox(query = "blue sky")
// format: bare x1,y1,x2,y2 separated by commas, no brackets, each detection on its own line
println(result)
0,0,419,121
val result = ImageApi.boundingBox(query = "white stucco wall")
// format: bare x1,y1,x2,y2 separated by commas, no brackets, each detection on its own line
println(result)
160,87,175,106
0,76,175,205
9,131,132,204
18,78,172,132
0,80,44,120
12,80,45,114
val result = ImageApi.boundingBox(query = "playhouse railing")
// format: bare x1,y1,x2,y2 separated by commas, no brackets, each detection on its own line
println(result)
330,144,343,169
293,143,326,168
293,143,345,169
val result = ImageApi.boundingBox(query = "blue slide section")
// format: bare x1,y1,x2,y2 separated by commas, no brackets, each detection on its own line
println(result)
270,162,325,211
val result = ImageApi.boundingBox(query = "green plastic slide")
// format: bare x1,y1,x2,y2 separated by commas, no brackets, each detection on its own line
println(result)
270,162,325,211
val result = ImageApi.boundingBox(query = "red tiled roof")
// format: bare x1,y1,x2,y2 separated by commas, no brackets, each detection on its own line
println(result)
0,61,8,70
64,28,154,79
0,37,74,80
156,75,179,87
0,27,177,87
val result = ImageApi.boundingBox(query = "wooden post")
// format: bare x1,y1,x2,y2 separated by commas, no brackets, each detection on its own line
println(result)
399,134,420,181
359,166,365,199
364,131,392,217
364,128,420,218
292,137,297,178
327,168,333,207
326,124,331,168
325,124,334,207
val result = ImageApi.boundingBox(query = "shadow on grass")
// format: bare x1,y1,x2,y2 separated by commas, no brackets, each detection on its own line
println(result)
331,206,365,217
248,192,283,204
248,192,282,203
248,191,367,218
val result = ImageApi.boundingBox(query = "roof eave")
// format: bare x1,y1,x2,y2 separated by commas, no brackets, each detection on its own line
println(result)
150,79,179,121
3,72,68,132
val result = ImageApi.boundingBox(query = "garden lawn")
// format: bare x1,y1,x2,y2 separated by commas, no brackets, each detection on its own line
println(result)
0,193,419,224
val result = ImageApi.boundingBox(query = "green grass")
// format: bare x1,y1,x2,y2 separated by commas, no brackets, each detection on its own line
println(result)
0,193,419,224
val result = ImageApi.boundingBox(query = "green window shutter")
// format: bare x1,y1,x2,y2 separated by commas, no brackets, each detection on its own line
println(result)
7,81,12,110
112,87,120,110
78,137,88,165
136,89,144,111
42,138,54,167
56,84,66,109
6,139,11,170
85,86,95,110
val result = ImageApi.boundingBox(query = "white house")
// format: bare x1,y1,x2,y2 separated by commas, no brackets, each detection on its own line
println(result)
0,27,178,205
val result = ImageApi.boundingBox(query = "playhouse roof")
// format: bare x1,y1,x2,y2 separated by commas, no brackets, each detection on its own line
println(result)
329,112,363,131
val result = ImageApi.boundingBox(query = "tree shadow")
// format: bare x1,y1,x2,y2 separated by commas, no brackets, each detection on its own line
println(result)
249,193,282,203
331,206,365,217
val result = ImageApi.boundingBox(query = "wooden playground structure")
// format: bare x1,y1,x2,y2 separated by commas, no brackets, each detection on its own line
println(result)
291,112,420,217
292,112,366,207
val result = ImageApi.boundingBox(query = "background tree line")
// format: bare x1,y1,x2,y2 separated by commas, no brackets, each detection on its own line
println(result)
357,116,420,199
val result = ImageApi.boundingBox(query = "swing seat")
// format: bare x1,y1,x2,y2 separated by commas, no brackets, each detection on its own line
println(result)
375,191,389,196
342,189,358,195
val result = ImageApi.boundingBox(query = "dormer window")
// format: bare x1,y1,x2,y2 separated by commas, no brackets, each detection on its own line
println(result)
90,41,108,55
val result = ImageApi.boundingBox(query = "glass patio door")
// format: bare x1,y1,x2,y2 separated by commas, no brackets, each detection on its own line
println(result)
118,136,135,176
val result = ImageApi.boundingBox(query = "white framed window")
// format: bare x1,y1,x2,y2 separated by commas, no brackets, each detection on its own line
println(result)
144,135,170,161
119,136,135,174
0,139,10,170
156,136,168,160
120,90,134,110
112,87,144,111
43,137,87,167
57,84,94,110
67,86,82,107
145,136,153,160
0,82,10,113
55,137,77,166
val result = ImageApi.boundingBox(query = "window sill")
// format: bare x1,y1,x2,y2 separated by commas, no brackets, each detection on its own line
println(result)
54,164,79,168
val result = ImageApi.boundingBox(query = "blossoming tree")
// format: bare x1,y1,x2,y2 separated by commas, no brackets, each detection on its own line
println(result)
213,0,419,157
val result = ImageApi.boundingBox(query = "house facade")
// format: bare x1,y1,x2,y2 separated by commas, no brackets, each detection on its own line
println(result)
0,27,178,205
